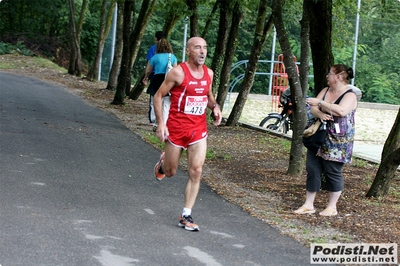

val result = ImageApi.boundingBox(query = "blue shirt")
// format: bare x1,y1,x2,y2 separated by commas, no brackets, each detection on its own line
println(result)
149,53,178,74
146,45,156,61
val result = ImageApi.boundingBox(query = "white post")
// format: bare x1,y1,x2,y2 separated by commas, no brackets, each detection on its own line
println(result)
351,0,361,85
182,16,188,62
110,4,117,71
268,27,277,95
98,4,117,81
98,58,102,81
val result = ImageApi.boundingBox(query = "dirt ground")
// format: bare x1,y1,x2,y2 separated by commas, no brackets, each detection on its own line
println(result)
1,55,399,260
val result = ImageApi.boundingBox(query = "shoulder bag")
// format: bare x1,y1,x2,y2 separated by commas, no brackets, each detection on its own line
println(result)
165,53,173,77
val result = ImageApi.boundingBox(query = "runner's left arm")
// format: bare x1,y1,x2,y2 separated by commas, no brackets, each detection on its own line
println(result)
206,69,222,126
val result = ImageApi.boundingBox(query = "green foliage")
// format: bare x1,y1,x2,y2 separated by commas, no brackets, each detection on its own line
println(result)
1,0,400,105
0,0,69,37
356,53,400,105
0,42,13,55
0,41,34,56
367,73,399,104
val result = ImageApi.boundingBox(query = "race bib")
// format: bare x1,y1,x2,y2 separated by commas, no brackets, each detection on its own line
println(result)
184,96,208,115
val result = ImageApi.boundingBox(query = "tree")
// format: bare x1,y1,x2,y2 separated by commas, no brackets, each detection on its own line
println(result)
366,108,400,197
111,0,157,105
215,1,244,111
201,0,219,39
271,0,308,175
129,0,186,100
225,0,273,126
162,7,184,38
67,0,82,76
111,0,134,104
125,0,158,99
209,0,231,95
106,0,125,91
185,0,199,37
299,0,310,99
124,0,157,97
86,0,117,81
304,0,333,95
76,0,88,46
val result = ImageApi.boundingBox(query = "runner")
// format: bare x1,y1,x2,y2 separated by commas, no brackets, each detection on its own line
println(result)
153,37,222,231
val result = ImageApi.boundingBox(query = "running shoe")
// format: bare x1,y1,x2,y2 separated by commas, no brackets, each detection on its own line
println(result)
154,152,165,180
179,215,200,231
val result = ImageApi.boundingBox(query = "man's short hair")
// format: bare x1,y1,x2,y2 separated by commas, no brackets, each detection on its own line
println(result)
155,31,165,40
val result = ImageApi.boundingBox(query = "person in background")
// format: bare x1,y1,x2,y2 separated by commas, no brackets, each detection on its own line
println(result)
152,37,222,231
146,31,165,126
294,64,358,217
143,38,177,125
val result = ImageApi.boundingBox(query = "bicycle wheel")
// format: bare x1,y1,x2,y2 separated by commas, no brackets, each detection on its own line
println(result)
259,116,288,134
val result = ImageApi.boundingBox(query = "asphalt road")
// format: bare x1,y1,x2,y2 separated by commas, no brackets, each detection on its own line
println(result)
0,72,317,266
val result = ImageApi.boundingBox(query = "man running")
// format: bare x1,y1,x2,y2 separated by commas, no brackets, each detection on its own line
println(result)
153,37,222,231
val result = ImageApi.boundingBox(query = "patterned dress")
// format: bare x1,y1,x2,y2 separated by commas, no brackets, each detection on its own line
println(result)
317,109,356,164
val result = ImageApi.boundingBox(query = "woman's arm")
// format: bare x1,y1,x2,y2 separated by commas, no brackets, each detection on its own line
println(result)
142,63,153,85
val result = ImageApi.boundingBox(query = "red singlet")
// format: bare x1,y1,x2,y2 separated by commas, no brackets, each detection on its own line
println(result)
166,62,211,149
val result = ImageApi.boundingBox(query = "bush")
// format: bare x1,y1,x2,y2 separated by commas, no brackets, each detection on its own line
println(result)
0,41,34,56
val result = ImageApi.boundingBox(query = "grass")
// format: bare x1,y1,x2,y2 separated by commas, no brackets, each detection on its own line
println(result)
361,174,373,186
389,186,400,198
332,234,352,242
265,135,291,152
206,148,217,159
224,154,232,160
352,158,374,168
0,55,66,72
143,131,165,150
309,237,328,243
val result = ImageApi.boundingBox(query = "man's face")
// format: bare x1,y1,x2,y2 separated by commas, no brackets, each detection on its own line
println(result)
187,37,207,65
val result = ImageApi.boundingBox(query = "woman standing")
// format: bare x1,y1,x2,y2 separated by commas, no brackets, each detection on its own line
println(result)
294,64,358,216
143,38,178,125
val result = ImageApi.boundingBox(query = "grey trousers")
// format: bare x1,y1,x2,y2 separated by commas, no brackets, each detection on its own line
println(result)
148,95,170,124
305,149,344,192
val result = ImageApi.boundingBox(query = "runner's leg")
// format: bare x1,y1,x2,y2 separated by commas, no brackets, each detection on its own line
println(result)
184,139,207,209
162,141,183,177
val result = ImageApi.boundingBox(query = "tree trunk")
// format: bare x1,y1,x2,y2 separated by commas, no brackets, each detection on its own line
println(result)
201,0,219,39
87,0,117,81
186,0,199,37
128,4,182,99
289,0,311,173
225,1,273,126
210,0,231,95
76,0,88,46
106,0,124,91
162,14,181,39
299,0,310,98
111,0,134,105
272,0,307,176
67,0,82,77
127,0,157,99
304,0,333,96
113,0,157,104
129,69,147,100
215,1,244,111
366,108,400,197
